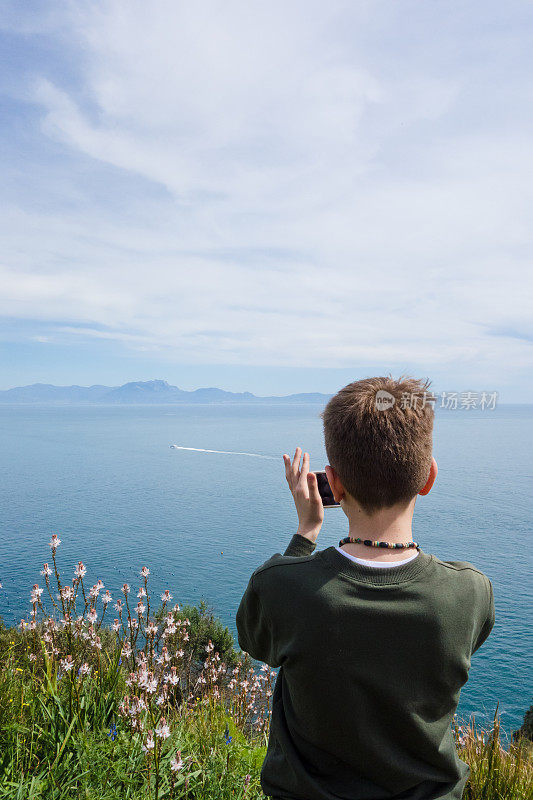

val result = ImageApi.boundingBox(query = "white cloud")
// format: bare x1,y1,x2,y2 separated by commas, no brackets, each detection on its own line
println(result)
1,0,532,384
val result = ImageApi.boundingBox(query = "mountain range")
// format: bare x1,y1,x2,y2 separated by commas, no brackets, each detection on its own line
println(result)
0,380,331,404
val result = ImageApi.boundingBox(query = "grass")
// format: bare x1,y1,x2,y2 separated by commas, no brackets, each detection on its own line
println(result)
0,538,531,799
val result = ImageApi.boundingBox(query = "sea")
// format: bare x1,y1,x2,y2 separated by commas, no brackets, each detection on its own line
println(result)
0,402,531,743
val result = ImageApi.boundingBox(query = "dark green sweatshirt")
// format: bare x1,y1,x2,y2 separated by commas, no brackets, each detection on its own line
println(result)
236,534,495,800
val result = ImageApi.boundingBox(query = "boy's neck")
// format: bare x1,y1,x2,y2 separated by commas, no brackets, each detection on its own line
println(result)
340,500,417,561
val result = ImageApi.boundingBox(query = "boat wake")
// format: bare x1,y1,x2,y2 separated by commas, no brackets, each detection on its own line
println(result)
169,445,277,460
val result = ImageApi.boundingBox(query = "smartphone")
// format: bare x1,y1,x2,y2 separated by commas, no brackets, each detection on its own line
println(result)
315,470,341,507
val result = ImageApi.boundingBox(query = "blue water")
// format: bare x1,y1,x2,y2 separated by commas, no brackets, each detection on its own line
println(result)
0,403,531,742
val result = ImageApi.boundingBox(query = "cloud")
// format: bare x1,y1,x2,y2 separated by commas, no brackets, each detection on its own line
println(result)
0,0,531,384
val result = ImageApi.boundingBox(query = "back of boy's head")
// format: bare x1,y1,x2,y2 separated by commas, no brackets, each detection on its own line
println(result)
320,375,434,514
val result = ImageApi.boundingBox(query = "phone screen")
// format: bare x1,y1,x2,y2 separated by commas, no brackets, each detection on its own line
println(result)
315,471,340,507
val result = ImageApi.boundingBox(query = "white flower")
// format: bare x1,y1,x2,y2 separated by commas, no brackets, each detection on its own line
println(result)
142,732,155,753
170,751,183,772
74,562,87,578
112,619,121,632
140,566,150,578
40,563,53,577
61,585,74,601
79,663,91,676
49,534,61,550
30,585,44,603
102,590,112,605
161,590,172,602
87,609,98,624
137,587,147,598
155,718,170,739
136,602,146,616
60,657,74,672
121,584,130,596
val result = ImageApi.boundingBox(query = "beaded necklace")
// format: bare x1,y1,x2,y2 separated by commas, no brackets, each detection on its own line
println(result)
338,536,420,550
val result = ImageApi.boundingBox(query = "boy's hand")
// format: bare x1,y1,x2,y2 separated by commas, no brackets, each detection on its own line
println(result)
283,447,324,542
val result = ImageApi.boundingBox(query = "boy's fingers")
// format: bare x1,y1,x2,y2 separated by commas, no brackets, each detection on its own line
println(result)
292,447,302,480
299,452,309,485
307,472,322,504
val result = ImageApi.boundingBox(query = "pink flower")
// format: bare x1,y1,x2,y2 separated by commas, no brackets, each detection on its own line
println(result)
170,750,183,772
121,583,130,596
49,534,61,551
74,562,87,578
137,587,147,598
31,585,43,603
60,656,74,672
140,567,150,578
161,590,172,602
142,731,155,753
155,718,170,739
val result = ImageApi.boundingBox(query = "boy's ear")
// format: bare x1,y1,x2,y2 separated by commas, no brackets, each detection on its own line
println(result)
418,457,438,496
325,464,345,504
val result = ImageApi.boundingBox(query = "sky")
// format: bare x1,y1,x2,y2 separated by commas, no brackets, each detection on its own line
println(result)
0,1,532,399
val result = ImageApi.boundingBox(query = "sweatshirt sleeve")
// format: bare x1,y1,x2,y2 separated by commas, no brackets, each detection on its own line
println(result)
283,533,318,557
236,573,280,667
472,577,495,654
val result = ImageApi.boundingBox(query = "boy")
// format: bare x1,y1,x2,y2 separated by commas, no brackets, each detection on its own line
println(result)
236,376,495,800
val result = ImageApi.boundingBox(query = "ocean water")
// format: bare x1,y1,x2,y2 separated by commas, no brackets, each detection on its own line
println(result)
0,403,531,741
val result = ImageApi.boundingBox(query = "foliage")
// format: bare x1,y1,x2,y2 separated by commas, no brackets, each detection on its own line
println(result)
0,537,531,799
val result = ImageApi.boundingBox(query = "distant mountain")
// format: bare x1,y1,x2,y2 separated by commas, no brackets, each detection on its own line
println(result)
0,380,332,405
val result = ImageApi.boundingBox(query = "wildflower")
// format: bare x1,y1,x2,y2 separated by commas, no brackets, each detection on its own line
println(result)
40,563,53,577
89,585,100,599
114,599,123,612
156,718,170,739
161,589,172,602
61,585,74,601
74,561,87,578
176,648,184,658
30,585,44,603
121,583,130,596
167,666,179,686
136,602,146,616
224,723,232,745
49,534,61,551
107,722,117,742
60,656,74,672
96,579,104,590
29,653,37,662
137,587,147,598
142,731,155,753
145,622,158,637
102,590,112,604
122,643,132,658
244,774,251,786
140,566,150,578
93,637,102,650
78,663,91,676
170,750,183,772
145,672,158,693
112,619,121,632
205,640,215,653
87,608,98,624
